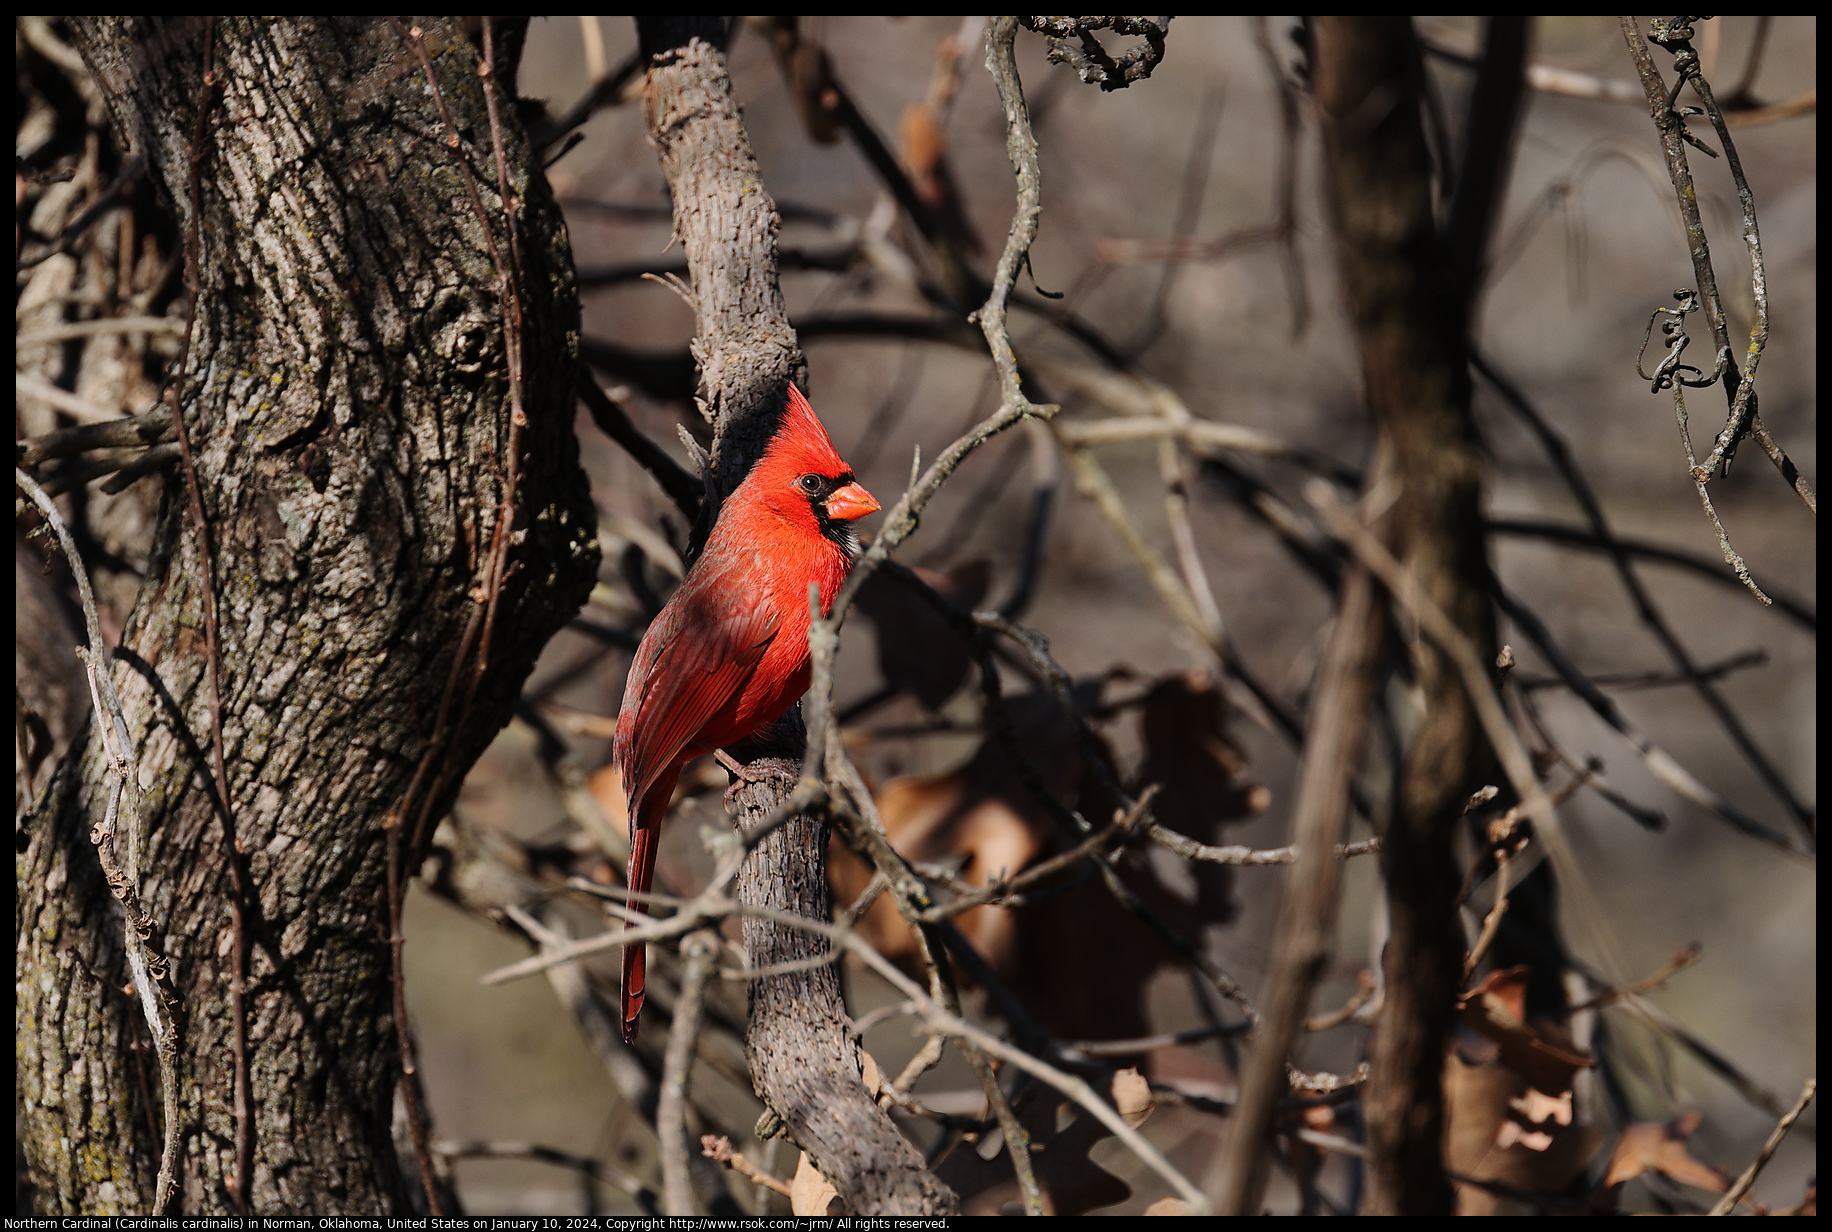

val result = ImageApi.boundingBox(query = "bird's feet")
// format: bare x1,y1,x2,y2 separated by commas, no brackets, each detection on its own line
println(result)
714,749,800,801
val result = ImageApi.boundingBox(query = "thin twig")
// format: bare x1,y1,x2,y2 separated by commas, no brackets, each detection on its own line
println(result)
1673,383,1770,605
1476,353,1813,836
660,930,719,1215
14,375,152,434
16,152,147,271
18,468,182,1211
480,887,1207,1211
1494,586,1810,857
1216,558,1384,1215
1747,417,1816,513
1661,19,1768,484
1060,1022,1250,1059
1485,516,1813,631
1568,943,1704,1013
1061,438,1302,742
1707,1077,1815,1215
1622,17,1813,626
16,403,171,465
699,1135,792,1199
1465,768,1595,979
914,788,1157,924
1043,368,1358,479
1463,839,1517,981
1145,829,1380,866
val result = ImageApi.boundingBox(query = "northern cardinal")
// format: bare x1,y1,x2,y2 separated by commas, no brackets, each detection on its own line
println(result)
614,384,879,1043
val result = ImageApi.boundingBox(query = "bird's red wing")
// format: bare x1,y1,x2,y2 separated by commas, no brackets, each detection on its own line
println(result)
620,570,780,807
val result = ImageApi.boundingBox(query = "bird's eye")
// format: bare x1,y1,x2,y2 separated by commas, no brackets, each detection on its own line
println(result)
798,474,824,496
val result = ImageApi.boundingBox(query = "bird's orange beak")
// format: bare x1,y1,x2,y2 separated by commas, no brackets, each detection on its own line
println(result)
824,480,880,522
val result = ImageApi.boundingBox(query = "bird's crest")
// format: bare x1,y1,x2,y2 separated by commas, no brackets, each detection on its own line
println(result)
761,383,850,480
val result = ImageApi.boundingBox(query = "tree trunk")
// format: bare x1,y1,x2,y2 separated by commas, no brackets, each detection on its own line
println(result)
1312,16,1518,1214
19,17,597,1213
635,22,957,1214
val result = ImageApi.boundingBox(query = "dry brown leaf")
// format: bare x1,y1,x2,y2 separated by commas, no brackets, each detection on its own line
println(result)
1601,1111,1729,1195
1113,1066,1154,1128
585,762,630,834
1512,1087,1573,1130
833,682,1104,970
899,101,945,189
898,100,983,254
790,1150,840,1216
831,772,1042,974
1445,1053,1603,1215
860,1048,883,1098
1455,966,1595,1095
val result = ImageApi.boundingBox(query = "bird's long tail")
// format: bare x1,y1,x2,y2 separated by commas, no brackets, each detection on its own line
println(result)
621,824,656,1043
621,773,675,1044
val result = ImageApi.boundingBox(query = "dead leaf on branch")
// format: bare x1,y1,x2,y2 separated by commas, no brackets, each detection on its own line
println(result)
898,99,983,255
1601,1110,1729,1196
1445,1053,1603,1215
1445,965,1603,1214
790,1150,840,1216
1454,965,1596,1095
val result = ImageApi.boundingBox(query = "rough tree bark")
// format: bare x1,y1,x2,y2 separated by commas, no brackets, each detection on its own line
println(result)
19,17,597,1213
634,20,958,1215
1312,16,1522,1214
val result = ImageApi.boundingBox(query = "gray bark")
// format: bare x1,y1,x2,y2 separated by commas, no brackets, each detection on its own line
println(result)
18,17,597,1213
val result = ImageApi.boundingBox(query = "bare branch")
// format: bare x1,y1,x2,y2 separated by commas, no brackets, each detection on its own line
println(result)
1707,1078,1815,1216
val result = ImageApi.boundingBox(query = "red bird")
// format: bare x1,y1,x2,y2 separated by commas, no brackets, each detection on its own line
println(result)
613,384,879,1043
